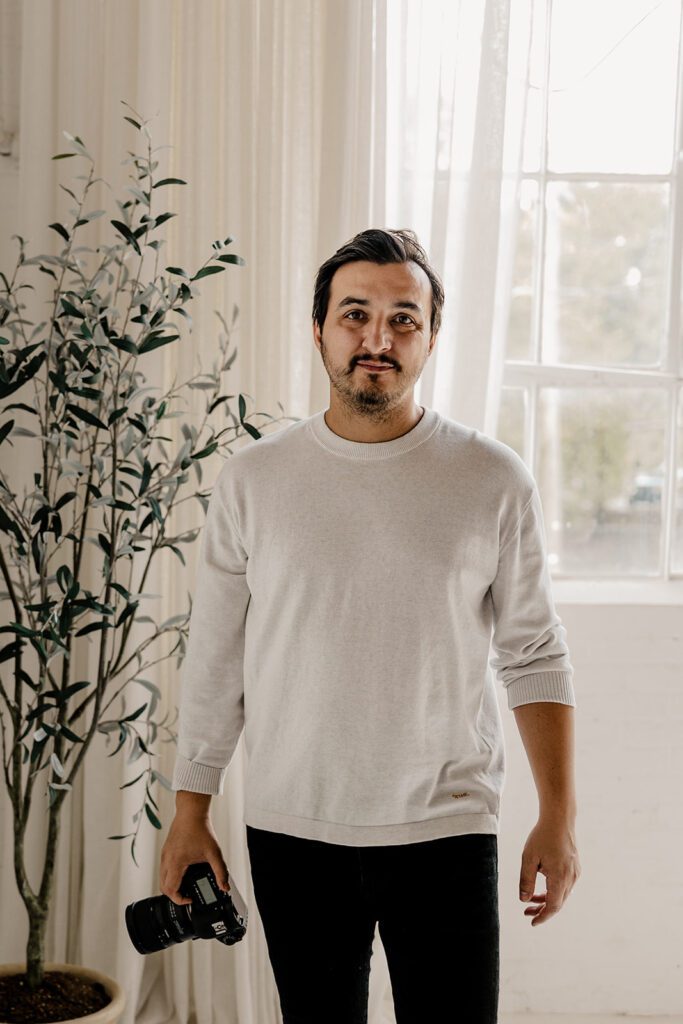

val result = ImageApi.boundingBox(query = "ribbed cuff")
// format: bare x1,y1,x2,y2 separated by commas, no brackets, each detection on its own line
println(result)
171,754,226,795
506,670,576,710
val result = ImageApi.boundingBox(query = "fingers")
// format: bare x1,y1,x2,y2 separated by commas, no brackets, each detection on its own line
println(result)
158,816,230,905
210,855,231,893
160,853,230,904
169,881,193,906
160,849,193,905
522,893,546,923
161,863,193,905
523,889,564,926
163,861,229,902
170,892,193,906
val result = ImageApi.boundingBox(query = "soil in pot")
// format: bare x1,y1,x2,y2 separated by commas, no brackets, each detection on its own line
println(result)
0,969,111,1023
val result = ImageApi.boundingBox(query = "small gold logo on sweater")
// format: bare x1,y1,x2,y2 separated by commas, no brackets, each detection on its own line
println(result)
450,792,469,800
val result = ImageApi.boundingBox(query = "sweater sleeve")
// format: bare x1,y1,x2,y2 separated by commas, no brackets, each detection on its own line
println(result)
488,482,576,711
171,460,251,795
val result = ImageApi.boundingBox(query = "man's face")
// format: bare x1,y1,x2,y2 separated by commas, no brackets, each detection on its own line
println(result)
313,260,436,416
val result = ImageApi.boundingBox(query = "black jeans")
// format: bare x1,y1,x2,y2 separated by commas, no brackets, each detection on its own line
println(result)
245,825,500,1024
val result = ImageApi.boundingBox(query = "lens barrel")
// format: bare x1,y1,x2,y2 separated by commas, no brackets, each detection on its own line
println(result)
125,894,196,954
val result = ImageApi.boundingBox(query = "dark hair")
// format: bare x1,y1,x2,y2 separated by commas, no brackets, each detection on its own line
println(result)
312,228,444,341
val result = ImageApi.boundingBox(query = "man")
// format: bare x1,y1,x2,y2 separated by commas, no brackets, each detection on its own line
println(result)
161,228,581,1023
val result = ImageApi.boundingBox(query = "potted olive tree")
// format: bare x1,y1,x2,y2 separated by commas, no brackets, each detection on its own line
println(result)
0,103,290,1023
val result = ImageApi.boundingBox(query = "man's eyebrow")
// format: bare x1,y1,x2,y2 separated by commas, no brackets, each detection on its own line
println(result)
336,295,422,314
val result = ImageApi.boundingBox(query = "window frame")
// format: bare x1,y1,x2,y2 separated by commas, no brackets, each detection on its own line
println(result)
501,0,683,588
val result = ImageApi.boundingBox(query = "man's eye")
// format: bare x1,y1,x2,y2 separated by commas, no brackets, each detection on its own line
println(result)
344,311,413,324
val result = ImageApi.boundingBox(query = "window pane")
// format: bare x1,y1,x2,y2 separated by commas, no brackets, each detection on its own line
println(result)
496,386,526,460
542,181,670,367
548,0,680,173
536,387,668,575
672,387,683,572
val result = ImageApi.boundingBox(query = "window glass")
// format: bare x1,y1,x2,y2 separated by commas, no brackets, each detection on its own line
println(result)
535,387,668,575
542,181,670,368
547,0,680,173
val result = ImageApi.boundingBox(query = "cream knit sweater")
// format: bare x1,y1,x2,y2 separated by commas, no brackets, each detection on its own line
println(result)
171,406,576,846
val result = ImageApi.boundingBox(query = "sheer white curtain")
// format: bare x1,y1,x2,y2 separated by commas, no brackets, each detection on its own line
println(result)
0,1,532,1021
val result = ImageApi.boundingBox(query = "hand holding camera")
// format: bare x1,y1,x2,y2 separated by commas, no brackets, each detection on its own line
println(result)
124,793,248,955
159,793,230,905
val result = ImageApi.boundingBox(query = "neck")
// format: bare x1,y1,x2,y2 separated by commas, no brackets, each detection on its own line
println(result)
323,402,425,444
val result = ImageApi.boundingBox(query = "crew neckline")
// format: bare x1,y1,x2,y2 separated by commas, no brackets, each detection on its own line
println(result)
308,405,440,460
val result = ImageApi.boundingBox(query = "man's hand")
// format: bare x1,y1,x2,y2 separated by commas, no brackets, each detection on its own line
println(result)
519,816,581,926
160,800,231,906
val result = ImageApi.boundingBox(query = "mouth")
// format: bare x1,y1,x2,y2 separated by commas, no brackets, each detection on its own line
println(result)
356,362,394,372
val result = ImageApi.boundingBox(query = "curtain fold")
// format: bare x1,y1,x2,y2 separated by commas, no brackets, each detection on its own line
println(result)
0,1,531,1021
0,0,20,156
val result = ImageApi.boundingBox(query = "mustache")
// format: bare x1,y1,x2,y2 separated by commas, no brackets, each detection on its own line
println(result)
354,360,396,368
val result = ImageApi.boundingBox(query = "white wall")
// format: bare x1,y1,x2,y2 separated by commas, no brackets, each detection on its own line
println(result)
499,594,682,1018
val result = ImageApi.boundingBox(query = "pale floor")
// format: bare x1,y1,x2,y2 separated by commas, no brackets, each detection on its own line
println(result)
373,973,676,1023
369,941,677,1024
385,1013,677,1022
373,974,677,1022
499,1017,679,1023
378,1002,676,1023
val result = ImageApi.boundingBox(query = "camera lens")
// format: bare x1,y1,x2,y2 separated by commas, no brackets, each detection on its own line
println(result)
125,894,196,954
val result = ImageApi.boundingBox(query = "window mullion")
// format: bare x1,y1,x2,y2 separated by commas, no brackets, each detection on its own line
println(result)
527,0,553,474
662,2,683,576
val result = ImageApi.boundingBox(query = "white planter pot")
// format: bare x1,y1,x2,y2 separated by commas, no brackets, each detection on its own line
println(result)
0,962,125,1024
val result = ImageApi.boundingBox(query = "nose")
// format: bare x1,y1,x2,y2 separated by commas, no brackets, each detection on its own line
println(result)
360,316,395,357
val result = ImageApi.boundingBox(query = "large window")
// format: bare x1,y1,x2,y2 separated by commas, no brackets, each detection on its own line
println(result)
497,0,683,578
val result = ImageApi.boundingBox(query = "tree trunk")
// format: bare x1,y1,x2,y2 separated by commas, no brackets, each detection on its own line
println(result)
26,903,48,990
18,801,61,992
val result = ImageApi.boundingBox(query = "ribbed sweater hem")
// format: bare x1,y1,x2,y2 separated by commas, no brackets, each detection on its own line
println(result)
243,807,498,847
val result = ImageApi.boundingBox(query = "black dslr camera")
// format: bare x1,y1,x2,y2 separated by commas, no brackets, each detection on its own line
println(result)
125,861,248,954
